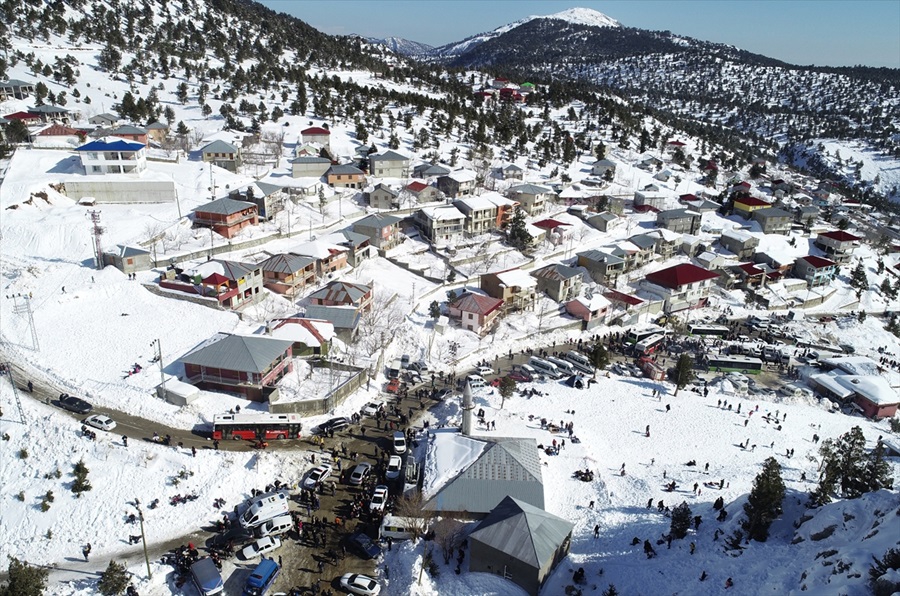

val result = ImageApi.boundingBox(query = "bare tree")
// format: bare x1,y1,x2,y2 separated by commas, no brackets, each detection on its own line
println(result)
356,293,406,355
393,491,437,542
261,130,286,161
432,518,467,564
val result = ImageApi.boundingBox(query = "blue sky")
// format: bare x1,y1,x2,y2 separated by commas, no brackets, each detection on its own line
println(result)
259,1,900,68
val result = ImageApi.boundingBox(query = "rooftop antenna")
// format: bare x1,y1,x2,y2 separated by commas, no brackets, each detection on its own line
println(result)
87,210,104,270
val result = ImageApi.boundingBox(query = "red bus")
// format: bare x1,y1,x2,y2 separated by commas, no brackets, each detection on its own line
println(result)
212,413,303,441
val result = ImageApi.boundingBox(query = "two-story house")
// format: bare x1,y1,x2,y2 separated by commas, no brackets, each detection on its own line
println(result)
108,125,149,146
75,137,147,175
591,159,617,178
814,230,862,264
369,150,411,178
352,213,404,251
501,163,524,180
201,140,242,172
656,208,702,235
644,228,682,259
412,162,451,179
161,259,264,310
643,263,719,313
230,182,285,221
368,183,401,210
291,239,349,276
326,164,366,189
732,196,771,219
719,229,760,259
192,197,259,238
507,183,553,215
259,253,317,298
437,169,477,198
309,280,373,314
300,126,331,149
586,211,622,233
0,78,35,100
480,268,538,312
531,263,584,302
751,207,794,235
447,291,505,335
793,255,837,287
405,180,442,203
413,205,466,246
88,113,120,127
577,249,626,285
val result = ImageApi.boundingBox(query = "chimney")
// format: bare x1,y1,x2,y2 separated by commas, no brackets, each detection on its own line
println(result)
461,382,474,436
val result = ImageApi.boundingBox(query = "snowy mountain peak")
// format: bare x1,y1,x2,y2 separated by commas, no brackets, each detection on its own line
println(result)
540,7,621,29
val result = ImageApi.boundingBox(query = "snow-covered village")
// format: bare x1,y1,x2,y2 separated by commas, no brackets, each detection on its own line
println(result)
0,2,899,595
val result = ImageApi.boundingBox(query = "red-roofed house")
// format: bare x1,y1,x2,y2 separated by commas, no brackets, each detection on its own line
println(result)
405,180,442,203
733,196,771,219
643,263,719,312
793,255,837,287
532,219,572,244
36,124,84,145
301,126,331,148
447,291,504,335
4,111,42,125
814,230,862,263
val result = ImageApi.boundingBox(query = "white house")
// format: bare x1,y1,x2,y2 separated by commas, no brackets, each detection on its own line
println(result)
74,137,147,175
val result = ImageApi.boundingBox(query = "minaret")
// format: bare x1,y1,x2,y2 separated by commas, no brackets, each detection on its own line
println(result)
461,382,474,436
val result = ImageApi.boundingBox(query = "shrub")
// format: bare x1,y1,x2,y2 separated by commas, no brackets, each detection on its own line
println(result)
18,448,28,459
16,490,25,501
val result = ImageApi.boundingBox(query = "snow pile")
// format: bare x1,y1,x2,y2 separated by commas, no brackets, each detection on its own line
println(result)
421,429,487,499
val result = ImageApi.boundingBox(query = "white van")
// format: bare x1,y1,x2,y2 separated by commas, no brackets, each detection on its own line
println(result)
528,357,561,379
255,514,294,538
546,356,575,376
565,351,595,375
239,491,290,529
380,514,427,540
513,363,537,379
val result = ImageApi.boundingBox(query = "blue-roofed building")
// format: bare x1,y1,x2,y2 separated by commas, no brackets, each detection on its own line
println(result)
74,137,147,175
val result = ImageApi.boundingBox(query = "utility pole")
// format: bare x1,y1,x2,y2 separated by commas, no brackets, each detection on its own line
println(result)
9,293,39,352
134,499,152,579
150,339,165,397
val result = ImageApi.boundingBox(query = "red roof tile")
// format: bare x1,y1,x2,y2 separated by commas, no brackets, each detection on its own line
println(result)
406,181,428,192
734,197,770,208
645,263,719,289
603,289,644,306
799,255,836,269
818,230,861,242
452,292,504,316
301,127,330,136
38,124,81,136
4,111,40,120
532,218,570,230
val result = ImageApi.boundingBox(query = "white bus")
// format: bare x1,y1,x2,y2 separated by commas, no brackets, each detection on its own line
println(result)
625,325,665,345
528,357,561,379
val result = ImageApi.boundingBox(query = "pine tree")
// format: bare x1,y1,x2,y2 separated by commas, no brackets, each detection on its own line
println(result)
97,560,130,595
672,353,694,396
498,376,516,409
602,585,619,596
861,441,893,493
506,207,532,252
850,261,868,299
810,426,875,506
742,457,786,542
0,557,49,596
589,343,609,373
670,501,692,539
881,278,894,298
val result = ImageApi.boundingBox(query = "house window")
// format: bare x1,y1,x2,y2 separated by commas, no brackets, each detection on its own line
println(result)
91,166,102,173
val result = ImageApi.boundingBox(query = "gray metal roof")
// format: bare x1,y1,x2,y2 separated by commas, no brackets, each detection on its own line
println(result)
577,249,624,266
110,124,147,134
354,213,402,230
327,164,364,176
309,281,371,305
180,334,294,373
193,197,256,216
531,263,581,281
425,437,544,515
259,253,315,274
28,105,68,114
202,139,239,154
304,304,360,329
469,496,573,569
334,230,370,249
146,121,168,130
657,208,698,221
629,234,658,250
215,260,258,281
370,150,409,162
254,182,284,197
509,183,552,195
113,245,150,258
290,156,331,164
753,207,794,219
1,79,34,87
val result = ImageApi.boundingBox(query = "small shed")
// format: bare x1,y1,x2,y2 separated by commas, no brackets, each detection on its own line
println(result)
102,245,153,273
469,495,574,596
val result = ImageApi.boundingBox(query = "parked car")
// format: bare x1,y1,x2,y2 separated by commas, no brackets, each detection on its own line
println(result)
83,414,116,432
58,394,93,415
409,361,429,373
839,344,855,354
385,455,403,480
400,354,411,368
431,388,451,401
345,532,383,560
404,370,423,384
392,431,407,455
349,462,372,486
385,379,401,394
316,417,350,435
361,402,382,417
369,485,389,513
507,371,531,383
339,573,381,596
240,536,281,560
476,365,494,377
210,526,254,549
302,464,333,490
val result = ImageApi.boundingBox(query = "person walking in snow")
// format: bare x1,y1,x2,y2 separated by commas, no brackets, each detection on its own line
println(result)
643,540,656,558
82,543,91,561
690,542,696,555
594,524,600,538
665,404,671,413
645,424,650,438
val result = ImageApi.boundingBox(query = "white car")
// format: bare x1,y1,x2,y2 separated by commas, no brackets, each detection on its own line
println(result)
476,365,494,377
361,402,382,417
83,414,117,432
240,536,281,560
302,464,333,489
339,573,381,596
370,485,389,513
385,455,402,480
392,431,407,455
